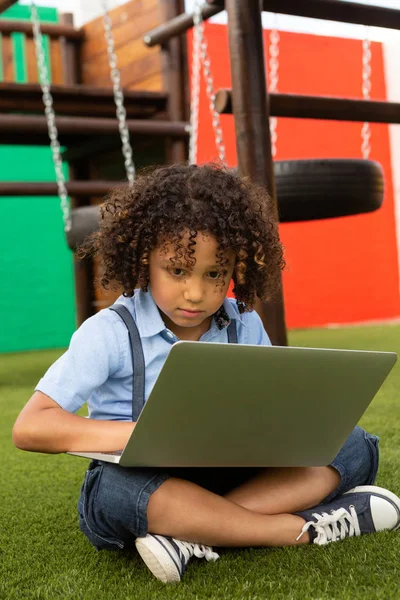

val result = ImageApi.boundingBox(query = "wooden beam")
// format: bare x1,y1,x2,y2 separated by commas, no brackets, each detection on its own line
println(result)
0,82,168,118
0,0,18,15
144,0,400,47
0,19,84,39
143,2,221,47
0,114,189,146
0,181,120,197
215,89,400,123
261,0,400,30
225,0,287,346
209,0,400,30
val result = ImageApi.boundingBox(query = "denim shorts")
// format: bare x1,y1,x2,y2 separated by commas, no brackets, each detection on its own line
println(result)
77,425,380,551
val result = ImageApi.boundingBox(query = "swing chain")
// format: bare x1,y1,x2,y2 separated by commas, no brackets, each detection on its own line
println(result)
190,0,226,164
30,2,71,232
189,0,202,164
361,30,372,160
268,18,280,159
101,1,135,185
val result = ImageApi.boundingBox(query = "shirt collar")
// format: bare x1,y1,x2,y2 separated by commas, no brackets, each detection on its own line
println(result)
133,288,166,338
133,287,244,338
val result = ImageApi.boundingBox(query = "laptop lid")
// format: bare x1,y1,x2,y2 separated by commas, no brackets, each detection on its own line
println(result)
113,342,396,467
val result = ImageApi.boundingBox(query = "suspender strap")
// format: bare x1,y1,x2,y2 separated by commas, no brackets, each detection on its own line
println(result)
227,319,238,343
109,305,145,421
109,304,238,419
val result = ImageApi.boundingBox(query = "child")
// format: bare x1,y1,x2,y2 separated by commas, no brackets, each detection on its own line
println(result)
13,164,400,584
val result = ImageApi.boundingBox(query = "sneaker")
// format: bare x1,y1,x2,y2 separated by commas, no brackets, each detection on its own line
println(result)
135,534,219,583
296,485,400,546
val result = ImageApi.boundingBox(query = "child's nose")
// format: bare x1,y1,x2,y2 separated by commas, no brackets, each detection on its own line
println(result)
183,281,205,303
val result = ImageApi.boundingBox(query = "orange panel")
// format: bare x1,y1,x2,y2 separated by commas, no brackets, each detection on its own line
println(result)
49,39,63,85
26,37,38,83
191,24,400,328
1,34,14,82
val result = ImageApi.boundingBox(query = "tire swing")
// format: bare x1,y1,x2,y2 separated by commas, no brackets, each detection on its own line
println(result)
267,22,384,223
30,1,135,250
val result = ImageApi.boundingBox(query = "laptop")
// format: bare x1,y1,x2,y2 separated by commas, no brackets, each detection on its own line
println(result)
68,342,397,467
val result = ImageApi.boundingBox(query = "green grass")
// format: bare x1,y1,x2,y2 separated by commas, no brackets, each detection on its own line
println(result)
1,325,400,599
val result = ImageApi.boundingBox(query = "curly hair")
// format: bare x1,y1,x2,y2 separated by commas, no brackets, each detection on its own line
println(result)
80,164,285,311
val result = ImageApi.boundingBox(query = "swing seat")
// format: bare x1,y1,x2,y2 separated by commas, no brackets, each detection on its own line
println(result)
66,205,101,250
65,158,384,250
275,158,384,223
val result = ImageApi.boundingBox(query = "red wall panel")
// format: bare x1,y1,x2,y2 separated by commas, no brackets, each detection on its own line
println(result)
191,24,400,328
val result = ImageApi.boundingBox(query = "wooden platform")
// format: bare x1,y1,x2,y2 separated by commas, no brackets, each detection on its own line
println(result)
0,82,168,118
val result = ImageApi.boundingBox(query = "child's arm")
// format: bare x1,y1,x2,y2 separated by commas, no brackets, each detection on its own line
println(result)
12,390,135,454
13,310,137,455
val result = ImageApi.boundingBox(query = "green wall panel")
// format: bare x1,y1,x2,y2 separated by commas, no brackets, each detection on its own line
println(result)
0,4,76,353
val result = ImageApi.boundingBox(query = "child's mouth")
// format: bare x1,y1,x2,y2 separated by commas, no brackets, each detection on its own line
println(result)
178,309,204,318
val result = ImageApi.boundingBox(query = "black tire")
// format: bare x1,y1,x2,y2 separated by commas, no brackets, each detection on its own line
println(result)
65,205,100,250
65,159,385,249
275,159,384,223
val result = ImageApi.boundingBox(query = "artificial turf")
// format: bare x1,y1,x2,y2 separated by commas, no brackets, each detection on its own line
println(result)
1,324,400,599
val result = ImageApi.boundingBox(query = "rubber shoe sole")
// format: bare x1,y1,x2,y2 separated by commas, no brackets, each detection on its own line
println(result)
136,535,181,583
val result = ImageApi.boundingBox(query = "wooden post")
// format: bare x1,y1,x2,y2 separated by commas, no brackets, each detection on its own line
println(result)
61,13,95,326
160,0,188,164
60,13,82,84
225,0,287,346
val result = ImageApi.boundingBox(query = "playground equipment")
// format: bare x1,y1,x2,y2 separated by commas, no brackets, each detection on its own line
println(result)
0,0,188,326
1,0,400,344
143,0,400,344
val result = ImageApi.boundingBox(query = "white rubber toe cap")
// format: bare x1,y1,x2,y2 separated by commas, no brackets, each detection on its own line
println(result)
370,495,400,531
345,485,400,532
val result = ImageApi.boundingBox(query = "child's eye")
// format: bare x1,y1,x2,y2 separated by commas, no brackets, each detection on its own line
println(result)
170,268,186,277
208,271,221,280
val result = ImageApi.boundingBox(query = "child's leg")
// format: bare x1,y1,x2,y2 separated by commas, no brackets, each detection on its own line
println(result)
225,466,340,514
146,466,340,546
79,427,381,552
138,427,399,584
226,426,380,514
142,474,400,584
147,425,380,547
147,476,308,547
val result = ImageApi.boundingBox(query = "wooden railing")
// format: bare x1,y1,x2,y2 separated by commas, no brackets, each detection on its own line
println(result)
0,18,82,85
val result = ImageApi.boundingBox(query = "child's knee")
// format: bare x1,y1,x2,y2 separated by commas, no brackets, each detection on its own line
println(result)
324,426,380,503
78,461,170,550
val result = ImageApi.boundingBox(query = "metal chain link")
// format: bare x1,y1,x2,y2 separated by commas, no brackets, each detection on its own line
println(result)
189,1,202,165
362,29,372,160
101,0,135,185
30,2,71,231
190,1,226,164
268,18,280,159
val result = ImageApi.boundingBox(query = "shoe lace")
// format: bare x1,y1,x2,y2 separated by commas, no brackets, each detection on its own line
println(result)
175,540,194,563
296,506,361,546
176,539,219,562
193,543,219,562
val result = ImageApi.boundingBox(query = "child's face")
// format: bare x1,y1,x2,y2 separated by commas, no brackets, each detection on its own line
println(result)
148,231,235,341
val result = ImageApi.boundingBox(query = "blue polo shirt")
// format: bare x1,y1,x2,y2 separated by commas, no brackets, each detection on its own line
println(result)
36,289,271,421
